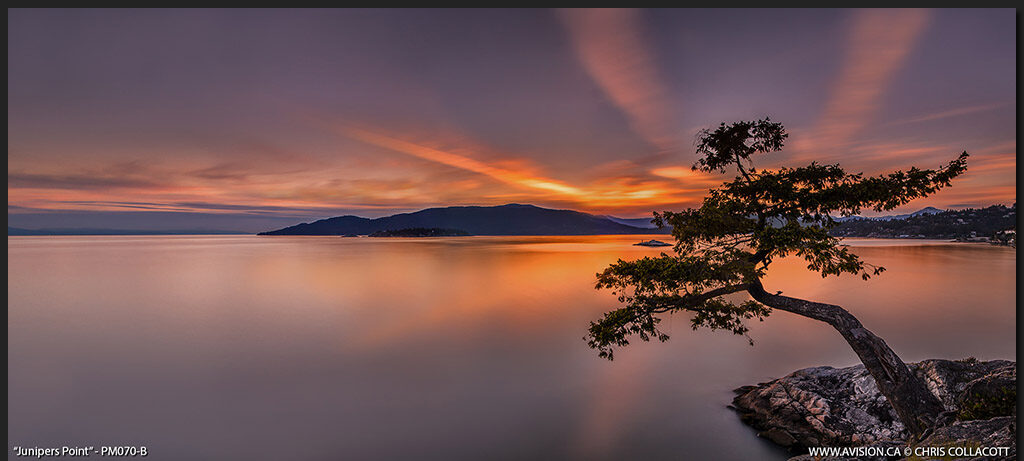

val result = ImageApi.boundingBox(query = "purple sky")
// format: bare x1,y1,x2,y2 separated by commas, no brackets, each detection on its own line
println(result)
8,9,1016,232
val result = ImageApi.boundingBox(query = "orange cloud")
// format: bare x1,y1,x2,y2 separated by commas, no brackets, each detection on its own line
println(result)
8,115,729,216
335,124,716,213
648,166,721,186
559,8,680,153
854,143,1016,213
339,125,587,197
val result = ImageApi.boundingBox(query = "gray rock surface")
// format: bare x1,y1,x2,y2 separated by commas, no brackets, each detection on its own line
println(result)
913,416,1016,460
731,358,1015,458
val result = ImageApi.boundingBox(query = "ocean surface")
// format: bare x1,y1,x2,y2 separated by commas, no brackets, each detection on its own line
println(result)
7,235,1016,460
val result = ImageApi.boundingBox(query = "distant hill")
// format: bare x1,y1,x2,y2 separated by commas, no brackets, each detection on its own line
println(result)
603,215,659,229
8,227,246,236
830,204,1016,239
259,204,670,236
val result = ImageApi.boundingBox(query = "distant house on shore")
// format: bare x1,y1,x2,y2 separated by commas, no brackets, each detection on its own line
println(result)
992,229,1016,247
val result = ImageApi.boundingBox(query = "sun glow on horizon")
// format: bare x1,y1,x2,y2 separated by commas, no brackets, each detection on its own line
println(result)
7,9,1015,229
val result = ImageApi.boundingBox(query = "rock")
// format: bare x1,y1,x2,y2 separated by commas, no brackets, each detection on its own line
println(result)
956,366,1017,421
733,364,903,449
733,385,758,395
911,416,1016,460
762,427,798,447
731,358,1016,455
915,358,1015,408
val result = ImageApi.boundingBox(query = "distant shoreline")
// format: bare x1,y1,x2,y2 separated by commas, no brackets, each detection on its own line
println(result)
8,234,1010,246
7,231,248,236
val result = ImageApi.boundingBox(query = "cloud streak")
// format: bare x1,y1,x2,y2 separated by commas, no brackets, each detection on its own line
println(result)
890,102,1009,126
336,124,718,212
801,9,931,153
339,125,587,197
559,8,680,153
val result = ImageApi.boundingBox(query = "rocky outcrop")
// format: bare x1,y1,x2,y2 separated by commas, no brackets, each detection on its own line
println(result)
914,416,1016,459
731,358,1015,458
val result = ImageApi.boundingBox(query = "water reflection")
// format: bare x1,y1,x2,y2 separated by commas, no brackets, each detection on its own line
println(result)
7,236,1015,460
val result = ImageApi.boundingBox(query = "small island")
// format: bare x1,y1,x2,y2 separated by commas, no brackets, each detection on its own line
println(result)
634,239,671,247
368,227,471,237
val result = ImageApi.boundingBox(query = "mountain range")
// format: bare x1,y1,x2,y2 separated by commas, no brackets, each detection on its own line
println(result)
9,204,1002,237
7,227,246,236
832,207,944,222
830,204,1015,240
259,204,668,236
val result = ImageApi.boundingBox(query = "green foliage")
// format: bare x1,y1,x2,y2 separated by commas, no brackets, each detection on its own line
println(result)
958,386,1016,421
694,118,787,173
689,299,771,342
587,118,968,360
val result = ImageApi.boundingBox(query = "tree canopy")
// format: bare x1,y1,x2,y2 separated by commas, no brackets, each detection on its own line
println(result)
587,119,968,360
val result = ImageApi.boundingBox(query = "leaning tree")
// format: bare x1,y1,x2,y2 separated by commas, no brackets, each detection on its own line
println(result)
587,119,968,437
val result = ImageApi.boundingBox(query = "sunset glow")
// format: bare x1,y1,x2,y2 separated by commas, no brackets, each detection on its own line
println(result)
8,9,1015,231
7,10,1018,459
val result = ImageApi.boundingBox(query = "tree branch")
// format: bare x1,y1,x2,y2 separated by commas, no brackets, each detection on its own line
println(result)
646,283,752,313
745,279,945,436
746,279,861,330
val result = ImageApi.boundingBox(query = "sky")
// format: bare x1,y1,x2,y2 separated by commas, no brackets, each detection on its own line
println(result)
8,9,1017,232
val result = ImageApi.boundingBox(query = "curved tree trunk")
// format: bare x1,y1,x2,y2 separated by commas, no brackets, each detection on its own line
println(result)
747,280,946,438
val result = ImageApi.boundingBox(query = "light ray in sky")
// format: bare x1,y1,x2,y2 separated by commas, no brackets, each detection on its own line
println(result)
560,8,681,153
797,9,932,155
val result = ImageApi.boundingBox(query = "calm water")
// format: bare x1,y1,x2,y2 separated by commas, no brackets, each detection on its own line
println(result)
7,236,1016,460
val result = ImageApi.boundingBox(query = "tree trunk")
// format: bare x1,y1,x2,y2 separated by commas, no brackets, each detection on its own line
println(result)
747,280,946,438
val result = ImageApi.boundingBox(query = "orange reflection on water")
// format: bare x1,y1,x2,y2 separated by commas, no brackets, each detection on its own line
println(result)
7,235,1015,460
240,236,657,350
